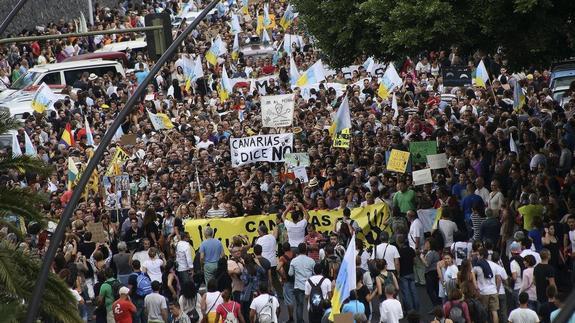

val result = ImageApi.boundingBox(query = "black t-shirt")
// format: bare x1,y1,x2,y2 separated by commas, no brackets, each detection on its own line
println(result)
398,245,415,276
539,301,558,323
533,263,555,302
356,284,371,318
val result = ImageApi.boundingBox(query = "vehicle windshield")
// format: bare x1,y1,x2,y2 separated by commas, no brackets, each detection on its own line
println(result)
10,71,41,90
554,76,575,88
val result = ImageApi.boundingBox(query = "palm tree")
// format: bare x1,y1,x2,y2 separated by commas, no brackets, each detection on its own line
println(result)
0,111,82,323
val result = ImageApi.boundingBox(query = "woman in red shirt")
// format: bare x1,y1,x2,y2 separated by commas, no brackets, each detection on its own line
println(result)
215,289,246,323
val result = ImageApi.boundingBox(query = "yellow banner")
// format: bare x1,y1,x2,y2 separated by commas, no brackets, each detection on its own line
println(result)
333,128,351,148
387,149,410,173
184,203,390,253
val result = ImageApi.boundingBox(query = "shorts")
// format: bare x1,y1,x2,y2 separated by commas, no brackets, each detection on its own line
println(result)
283,281,294,306
480,293,499,312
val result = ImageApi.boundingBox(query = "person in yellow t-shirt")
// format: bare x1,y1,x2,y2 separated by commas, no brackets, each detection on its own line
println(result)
518,194,544,230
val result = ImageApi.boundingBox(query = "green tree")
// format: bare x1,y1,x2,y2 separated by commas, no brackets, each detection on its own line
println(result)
292,0,575,68
0,111,82,323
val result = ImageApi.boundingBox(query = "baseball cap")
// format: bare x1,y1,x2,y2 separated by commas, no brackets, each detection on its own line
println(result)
119,286,130,295
510,241,522,254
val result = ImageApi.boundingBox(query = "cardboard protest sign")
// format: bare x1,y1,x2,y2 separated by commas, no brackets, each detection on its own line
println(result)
412,168,433,186
230,133,293,167
386,149,410,173
427,153,448,169
409,141,437,163
261,94,295,127
86,222,107,243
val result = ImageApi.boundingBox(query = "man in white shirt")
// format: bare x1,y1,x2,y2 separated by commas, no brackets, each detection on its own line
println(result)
475,177,490,206
472,248,502,323
509,241,524,307
282,202,309,248
304,264,332,322
379,285,403,323
175,233,194,287
520,239,541,264
255,225,279,293
492,252,509,323
509,292,540,323
407,210,425,285
370,231,400,273
250,283,280,323
437,211,458,248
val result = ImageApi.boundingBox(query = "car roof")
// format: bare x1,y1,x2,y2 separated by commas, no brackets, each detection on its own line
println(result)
552,70,575,78
94,39,147,53
62,52,128,65
28,59,121,73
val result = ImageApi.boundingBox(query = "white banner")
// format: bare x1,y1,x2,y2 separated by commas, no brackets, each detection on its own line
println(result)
427,153,448,169
230,133,293,167
229,74,279,94
261,94,295,127
412,168,433,186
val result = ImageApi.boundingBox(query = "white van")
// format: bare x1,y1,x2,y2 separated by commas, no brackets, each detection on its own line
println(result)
0,59,125,100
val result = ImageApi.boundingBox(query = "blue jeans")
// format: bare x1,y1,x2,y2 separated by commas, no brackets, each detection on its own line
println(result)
133,297,146,323
293,288,306,323
399,274,419,311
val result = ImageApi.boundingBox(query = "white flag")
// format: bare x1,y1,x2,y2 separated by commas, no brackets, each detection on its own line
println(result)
391,92,399,120
510,135,518,153
11,132,22,157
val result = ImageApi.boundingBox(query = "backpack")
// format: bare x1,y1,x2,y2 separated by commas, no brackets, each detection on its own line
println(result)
222,302,239,323
135,272,152,297
257,296,274,323
104,279,123,300
308,277,326,314
448,301,465,323
467,298,488,323
377,272,394,289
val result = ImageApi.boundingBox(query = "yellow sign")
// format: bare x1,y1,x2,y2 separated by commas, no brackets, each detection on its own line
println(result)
333,128,351,148
105,147,130,176
184,203,389,253
387,149,410,173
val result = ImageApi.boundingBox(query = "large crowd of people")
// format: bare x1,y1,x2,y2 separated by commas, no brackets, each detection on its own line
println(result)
2,0,575,322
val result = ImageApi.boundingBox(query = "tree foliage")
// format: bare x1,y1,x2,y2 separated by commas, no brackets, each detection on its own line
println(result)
292,0,575,68
0,112,81,323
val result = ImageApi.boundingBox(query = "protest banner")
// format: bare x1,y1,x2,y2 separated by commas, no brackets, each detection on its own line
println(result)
427,153,448,169
284,152,310,170
386,149,410,173
103,174,131,210
409,141,437,163
229,74,278,93
184,203,389,253
230,133,293,167
333,128,351,148
412,168,433,186
261,94,295,127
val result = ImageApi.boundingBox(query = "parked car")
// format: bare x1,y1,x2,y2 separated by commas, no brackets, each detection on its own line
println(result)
550,59,575,91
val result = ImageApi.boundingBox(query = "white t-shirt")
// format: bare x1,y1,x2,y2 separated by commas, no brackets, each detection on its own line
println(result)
569,230,575,253
69,288,83,304
205,291,223,314
370,243,400,271
408,218,424,250
438,219,458,247
493,262,508,295
451,241,472,266
379,298,403,323
143,258,164,282
304,275,332,310
256,234,278,267
473,260,498,295
250,294,279,322
285,219,307,247
510,259,523,290
133,250,151,265
509,307,540,323
475,187,490,206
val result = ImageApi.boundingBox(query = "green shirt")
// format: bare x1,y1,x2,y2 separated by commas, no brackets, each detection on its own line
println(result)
393,189,416,213
99,278,116,312
518,204,544,230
